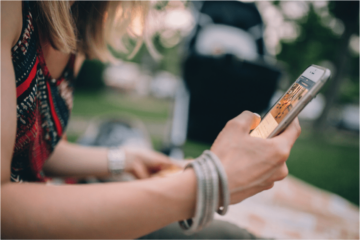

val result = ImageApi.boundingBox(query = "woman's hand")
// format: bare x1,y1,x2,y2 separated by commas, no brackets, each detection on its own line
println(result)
123,147,174,179
211,111,301,204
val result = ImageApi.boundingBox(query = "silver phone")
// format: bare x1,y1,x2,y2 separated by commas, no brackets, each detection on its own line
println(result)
250,65,331,139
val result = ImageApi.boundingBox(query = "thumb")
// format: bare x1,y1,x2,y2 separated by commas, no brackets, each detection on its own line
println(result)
232,111,261,133
250,113,261,130
149,151,173,166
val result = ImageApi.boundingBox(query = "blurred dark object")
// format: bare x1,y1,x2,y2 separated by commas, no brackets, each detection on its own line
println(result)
74,59,106,91
183,1,281,144
329,1,359,26
77,116,152,149
184,56,280,143
314,1,359,132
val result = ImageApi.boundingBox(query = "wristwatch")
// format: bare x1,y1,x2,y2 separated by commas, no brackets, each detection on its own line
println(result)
107,148,126,175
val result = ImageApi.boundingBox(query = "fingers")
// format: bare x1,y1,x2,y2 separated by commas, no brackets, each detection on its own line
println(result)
145,151,175,172
273,117,301,149
149,151,172,165
250,113,261,130
228,111,261,134
263,182,275,190
132,161,150,179
272,163,289,182
170,159,189,168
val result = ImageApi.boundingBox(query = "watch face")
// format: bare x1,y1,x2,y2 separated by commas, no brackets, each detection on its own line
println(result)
108,149,126,174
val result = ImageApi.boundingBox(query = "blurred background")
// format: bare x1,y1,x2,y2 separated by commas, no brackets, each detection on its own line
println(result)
67,0,359,208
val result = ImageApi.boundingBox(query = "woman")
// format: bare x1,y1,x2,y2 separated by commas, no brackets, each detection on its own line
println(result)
1,1,301,238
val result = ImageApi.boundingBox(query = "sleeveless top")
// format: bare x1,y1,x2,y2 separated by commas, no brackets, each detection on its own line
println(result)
11,2,75,182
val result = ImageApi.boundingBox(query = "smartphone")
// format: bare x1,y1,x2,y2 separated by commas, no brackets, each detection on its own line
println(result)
250,65,331,139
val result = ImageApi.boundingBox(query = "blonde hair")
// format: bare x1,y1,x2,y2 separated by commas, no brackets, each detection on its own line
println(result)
34,1,152,62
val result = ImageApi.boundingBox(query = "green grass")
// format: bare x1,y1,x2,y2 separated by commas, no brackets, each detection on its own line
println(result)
72,90,171,121
69,90,359,205
286,132,359,206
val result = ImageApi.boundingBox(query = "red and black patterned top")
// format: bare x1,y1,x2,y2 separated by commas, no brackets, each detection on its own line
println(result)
11,2,75,182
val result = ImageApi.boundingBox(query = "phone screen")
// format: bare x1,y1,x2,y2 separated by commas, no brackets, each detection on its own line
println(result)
250,66,324,139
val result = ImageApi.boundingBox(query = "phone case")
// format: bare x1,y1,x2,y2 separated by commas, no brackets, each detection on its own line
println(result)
266,64,331,138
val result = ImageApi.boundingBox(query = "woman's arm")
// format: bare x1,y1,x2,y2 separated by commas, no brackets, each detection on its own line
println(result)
43,140,111,178
2,42,197,237
3,114,299,239
43,44,172,180
2,171,197,238
43,141,174,179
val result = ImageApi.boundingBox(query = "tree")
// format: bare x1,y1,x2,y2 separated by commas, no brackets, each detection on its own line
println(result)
314,1,359,131
273,1,359,131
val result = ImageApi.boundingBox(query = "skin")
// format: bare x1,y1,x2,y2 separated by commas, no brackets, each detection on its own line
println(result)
1,2,301,238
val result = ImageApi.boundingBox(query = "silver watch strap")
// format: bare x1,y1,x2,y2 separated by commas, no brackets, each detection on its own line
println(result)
107,148,126,175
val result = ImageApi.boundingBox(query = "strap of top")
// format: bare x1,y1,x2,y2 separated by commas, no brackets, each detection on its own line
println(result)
13,1,76,82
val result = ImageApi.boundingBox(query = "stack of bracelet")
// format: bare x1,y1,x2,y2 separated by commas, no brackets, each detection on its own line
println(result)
179,150,230,235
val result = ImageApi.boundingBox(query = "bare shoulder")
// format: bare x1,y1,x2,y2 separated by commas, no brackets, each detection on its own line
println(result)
1,1,23,47
74,53,86,78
